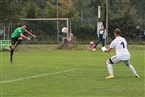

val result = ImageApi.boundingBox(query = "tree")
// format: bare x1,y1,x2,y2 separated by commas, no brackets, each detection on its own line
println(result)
44,1,56,18
22,1,40,18
108,0,141,39
0,0,23,23
130,0,145,26
73,0,97,27
45,0,79,22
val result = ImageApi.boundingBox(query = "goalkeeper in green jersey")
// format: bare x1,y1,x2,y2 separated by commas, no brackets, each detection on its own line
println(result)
10,24,36,63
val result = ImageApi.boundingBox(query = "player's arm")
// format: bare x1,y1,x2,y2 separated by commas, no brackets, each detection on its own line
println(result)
20,33,30,40
104,40,114,53
104,47,113,53
24,29,36,38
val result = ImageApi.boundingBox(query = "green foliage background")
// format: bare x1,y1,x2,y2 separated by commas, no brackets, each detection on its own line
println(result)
0,0,144,42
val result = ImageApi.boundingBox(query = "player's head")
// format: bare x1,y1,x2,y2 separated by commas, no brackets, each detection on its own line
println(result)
21,25,26,29
90,41,94,45
114,28,121,37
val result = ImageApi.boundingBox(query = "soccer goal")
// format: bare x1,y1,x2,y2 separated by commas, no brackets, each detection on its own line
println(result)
20,18,72,44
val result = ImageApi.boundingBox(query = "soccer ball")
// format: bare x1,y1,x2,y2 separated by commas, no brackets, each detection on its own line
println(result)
62,27,68,33
67,37,71,41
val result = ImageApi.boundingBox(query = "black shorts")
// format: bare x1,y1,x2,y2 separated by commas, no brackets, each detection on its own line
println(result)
11,37,19,45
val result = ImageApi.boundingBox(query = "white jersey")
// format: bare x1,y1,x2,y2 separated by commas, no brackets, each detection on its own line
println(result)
99,30,104,34
97,29,107,39
110,36,130,60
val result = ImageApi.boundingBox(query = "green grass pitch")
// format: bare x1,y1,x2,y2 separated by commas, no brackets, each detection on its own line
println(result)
0,45,144,97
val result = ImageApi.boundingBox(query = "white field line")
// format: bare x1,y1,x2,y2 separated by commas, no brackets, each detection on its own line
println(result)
0,69,75,84
0,68,143,84
0,68,99,84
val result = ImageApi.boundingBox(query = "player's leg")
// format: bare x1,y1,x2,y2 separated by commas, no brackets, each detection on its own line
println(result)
10,37,18,63
124,60,139,78
93,38,101,49
106,56,121,79
101,38,105,47
106,58,114,78
106,58,114,79
14,37,23,48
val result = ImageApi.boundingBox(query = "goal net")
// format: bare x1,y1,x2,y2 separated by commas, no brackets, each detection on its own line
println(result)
17,18,72,44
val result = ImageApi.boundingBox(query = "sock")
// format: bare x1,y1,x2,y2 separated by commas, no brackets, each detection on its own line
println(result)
107,63,113,75
10,49,14,63
106,60,113,75
128,64,138,76
10,49,14,56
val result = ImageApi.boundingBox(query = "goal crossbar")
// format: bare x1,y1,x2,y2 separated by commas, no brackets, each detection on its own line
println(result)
21,18,70,21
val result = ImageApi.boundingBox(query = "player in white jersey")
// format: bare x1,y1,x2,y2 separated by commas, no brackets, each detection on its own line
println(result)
104,28,139,79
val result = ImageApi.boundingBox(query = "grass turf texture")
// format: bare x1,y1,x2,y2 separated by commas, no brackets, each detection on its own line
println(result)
0,44,144,97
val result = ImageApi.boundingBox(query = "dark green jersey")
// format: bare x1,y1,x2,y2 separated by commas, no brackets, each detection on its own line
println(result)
11,27,24,38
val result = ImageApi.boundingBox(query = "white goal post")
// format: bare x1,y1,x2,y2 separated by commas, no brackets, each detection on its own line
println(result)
21,18,72,43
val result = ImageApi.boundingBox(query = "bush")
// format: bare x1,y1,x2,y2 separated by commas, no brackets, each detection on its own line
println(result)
74,27,96,43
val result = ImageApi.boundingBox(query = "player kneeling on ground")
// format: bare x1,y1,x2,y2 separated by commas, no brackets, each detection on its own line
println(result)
10,24,36,63
102,28,139,79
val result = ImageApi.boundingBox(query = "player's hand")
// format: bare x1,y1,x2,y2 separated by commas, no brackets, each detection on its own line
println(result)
101,47,107,52
33,35,36,37
27,37,31,40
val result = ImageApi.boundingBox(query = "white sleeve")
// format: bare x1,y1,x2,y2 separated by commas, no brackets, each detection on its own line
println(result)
109,40,115,49
97,31,99,37
103,30,107,39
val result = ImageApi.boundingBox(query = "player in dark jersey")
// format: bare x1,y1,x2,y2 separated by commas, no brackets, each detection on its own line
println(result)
10,25,36,63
